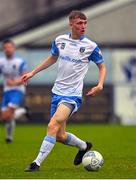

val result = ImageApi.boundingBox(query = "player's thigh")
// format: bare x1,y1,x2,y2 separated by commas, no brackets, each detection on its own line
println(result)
48,103,73,134
52,103,72,124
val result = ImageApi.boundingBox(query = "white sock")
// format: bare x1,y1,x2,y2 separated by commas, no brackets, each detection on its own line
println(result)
14,108,26,120
5,120,16,140
63,132,87,150
34,135,56,166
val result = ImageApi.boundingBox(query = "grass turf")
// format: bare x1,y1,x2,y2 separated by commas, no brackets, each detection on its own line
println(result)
0,123,136,179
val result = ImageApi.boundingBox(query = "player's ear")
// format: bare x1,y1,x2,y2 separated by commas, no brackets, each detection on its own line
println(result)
69,19,73,27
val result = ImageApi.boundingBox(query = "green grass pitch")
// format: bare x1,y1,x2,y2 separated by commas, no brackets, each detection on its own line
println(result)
0,123,136,179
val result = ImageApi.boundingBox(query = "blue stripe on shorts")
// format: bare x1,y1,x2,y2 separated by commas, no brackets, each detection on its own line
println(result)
50,93,82,117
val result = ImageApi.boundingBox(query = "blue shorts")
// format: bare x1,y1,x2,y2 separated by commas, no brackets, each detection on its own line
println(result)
1,90,25,111
50,93,82,117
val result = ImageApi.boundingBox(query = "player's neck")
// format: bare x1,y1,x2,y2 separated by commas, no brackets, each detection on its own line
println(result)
70,33,84,40
71,34,80,40
6,54,14,59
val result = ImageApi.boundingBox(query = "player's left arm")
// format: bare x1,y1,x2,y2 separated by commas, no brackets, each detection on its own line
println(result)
86,63,106,96
86,46,106,96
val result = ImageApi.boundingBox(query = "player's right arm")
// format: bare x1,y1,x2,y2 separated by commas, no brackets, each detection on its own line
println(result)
21,55,58,84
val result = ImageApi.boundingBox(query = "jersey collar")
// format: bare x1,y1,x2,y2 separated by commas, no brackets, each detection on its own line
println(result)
69,33,85,41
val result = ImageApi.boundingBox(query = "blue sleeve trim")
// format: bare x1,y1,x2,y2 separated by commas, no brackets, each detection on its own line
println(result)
19,60,28,74
88,46,104,64
51,41,59,56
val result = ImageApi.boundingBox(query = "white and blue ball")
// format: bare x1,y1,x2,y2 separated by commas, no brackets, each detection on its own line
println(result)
82,150,104,171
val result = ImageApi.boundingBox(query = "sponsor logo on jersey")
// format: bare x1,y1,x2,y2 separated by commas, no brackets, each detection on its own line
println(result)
60,55,82,64
69,42,77,47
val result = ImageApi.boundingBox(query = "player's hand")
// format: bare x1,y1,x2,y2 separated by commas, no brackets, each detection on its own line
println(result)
21,72,34,85
6,79,16,86
86,85,103,96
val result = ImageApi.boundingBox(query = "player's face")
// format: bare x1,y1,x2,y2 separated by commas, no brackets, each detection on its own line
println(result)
3,43,15,58
70,18,87,39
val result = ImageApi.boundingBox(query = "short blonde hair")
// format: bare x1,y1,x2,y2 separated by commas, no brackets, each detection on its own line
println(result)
69,10,87,21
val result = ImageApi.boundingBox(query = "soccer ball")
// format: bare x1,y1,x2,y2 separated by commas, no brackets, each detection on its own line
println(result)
82,150,104,171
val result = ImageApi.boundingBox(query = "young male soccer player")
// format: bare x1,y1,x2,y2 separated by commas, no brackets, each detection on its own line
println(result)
21,10,106,172
0,39,28,143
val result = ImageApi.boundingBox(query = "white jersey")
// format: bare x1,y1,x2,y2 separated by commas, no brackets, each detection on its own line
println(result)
0,55,28,93
51,33,104,97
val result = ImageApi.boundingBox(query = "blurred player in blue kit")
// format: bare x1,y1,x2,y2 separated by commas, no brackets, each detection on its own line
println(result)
22,10,106,171
0,39,28,143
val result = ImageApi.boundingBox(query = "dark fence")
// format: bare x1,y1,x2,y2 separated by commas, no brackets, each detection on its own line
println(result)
0,85,113,123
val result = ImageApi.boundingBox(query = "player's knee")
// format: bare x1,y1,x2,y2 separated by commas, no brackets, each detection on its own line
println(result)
47,122,54,131
47,120,61,134
52,113,65,124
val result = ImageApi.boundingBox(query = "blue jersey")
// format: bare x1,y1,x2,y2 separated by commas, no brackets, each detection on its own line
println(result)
0,55,28,93
51,33,104,97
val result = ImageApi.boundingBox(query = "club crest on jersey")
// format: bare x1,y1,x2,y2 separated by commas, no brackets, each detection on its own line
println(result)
79,47,85,53
60,43,66,49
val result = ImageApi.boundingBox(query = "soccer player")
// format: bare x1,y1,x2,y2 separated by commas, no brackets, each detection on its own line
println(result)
21,10,106,172
0,39,28,143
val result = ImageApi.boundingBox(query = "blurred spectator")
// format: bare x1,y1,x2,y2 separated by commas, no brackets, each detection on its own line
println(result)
0,39,28,143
